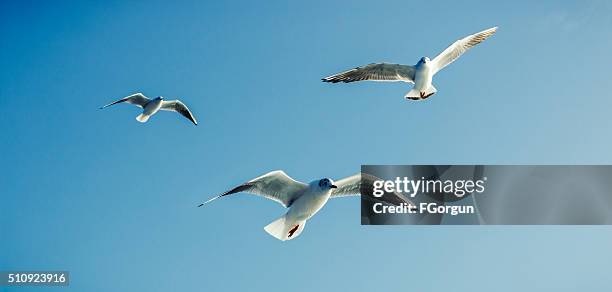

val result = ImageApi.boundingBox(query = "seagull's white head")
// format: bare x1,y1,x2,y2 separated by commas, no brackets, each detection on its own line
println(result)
317,178,337,190
419,57,430,64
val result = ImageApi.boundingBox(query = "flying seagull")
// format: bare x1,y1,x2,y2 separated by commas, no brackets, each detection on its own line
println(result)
199,170,414,241
100,93,198,125
322,26,497,100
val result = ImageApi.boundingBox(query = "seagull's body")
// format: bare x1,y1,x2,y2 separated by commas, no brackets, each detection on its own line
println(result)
322,26,497,100
412,59,435,99
280,180,334,238
199,170,412,241
141,97,164,122
100,93,198,125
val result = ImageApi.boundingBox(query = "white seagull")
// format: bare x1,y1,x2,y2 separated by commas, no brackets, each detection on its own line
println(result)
322,26,497,100
199,170,413,241
100,93,198,125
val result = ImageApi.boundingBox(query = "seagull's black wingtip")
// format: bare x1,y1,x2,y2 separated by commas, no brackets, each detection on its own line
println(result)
197,203,204,207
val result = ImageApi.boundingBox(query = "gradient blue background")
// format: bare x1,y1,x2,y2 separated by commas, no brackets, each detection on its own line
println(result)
2,0,612,291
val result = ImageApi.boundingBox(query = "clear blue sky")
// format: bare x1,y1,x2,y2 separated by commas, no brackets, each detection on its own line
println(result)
1,0,612,291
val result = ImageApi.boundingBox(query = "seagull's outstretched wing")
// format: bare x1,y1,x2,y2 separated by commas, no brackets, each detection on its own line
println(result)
100,93,150,109
431,26,497,75
199,170,308,208
331,173,414,206
160,100,198,125
322,63,416,84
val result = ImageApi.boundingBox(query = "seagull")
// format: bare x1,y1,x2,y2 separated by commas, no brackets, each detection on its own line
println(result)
322,26,497,100
199,170,413,241
100,93,198,125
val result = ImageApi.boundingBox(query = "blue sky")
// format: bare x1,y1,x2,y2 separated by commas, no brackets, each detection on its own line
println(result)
1,0,612,291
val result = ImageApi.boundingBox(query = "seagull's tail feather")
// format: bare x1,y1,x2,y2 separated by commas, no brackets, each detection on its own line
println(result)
136,113,150,123
405,84,437,100
264,215,288,241
264,215,306,241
